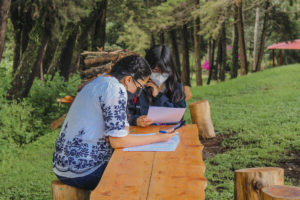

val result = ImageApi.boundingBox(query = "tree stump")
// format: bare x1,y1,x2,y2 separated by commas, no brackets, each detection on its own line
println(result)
51,180,90,200
234,167,284,200
261,185,300,200
189,100,216,139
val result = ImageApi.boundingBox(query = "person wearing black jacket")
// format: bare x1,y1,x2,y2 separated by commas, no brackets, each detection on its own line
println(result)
128,45,186,127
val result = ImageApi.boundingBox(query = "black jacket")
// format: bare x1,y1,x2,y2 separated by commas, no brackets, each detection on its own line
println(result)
127,82,186,125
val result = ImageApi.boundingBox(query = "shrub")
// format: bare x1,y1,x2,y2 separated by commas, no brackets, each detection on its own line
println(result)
0,100,43,146
26,73,81,124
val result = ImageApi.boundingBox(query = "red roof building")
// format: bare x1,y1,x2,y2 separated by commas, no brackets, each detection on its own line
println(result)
267,39,300,66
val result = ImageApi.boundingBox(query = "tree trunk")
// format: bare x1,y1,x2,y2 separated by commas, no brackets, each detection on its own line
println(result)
180,24,190,86
231,5,239,79
150,33,155,47
207,39,215,85
235,0,248,75
159,31,164,44
194,0,202,86
7,20,53,100
169,29,181,74
47,23,79,78
234,167,284,200
0,0,11,62
261,185,300,200
255,0,271,72
92,0,107,50
253,7,260,72
216,36,222,81
10,1,34,75
70,4,106,73
219,22,226,82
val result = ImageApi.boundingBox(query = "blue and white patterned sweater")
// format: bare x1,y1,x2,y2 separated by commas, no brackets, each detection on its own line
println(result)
53,76,129,178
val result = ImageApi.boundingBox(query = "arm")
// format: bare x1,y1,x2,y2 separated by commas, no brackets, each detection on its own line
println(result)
109,130,176,149
153,92,186,108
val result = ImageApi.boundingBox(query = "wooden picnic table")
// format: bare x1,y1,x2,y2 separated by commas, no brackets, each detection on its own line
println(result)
90,124,207,200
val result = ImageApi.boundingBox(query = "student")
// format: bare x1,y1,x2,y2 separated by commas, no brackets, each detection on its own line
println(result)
128,45,186,127
52,55,176,190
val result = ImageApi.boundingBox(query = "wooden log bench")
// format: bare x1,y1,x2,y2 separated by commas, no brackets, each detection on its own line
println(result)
235,167,300,200
51,180,90,200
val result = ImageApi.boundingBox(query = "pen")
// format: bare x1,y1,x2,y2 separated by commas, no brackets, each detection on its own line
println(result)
159,130,167,133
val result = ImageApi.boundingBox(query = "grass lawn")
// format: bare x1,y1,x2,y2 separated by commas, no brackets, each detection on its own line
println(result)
1,64,300,199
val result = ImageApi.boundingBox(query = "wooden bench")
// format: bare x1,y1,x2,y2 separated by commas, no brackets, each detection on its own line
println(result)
51,180,90,200
90,124,207,199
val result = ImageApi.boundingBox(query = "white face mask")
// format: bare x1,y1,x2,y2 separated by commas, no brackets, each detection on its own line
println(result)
150,72,169,87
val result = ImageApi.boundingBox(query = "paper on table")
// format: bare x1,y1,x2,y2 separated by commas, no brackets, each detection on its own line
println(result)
147,106,186,123
123,133,179,152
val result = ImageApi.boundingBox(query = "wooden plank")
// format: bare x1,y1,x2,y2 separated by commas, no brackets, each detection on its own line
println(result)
147,124,207,200
90,151,155,200
90,126,158,200
91,125,207,200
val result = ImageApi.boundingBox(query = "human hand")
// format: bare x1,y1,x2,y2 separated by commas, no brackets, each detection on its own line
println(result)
145,80,160,97
136,116,153,127
157,130,177,142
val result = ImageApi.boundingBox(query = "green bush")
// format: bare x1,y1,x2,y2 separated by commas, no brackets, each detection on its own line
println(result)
0,100,43,146
27,73,81,124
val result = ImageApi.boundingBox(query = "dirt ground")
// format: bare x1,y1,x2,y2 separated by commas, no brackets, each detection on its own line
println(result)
200,134,300,185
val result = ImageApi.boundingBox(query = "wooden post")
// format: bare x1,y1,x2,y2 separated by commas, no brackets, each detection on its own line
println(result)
234,167,284,200
184,86,192,101
279,50,282,66
272,49,275,67
261,185,300,200
189,100,216,139
51,180,90,200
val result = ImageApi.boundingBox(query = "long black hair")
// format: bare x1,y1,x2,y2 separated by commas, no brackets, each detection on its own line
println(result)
110,55,151,81
145,45,185,103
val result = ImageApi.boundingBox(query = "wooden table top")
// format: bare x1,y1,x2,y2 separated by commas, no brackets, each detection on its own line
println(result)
90,124,207,200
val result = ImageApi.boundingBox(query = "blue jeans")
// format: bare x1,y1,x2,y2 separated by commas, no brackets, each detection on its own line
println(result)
56,163,107,190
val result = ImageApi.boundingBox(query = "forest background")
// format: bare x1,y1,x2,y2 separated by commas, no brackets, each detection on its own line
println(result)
0,0,299,199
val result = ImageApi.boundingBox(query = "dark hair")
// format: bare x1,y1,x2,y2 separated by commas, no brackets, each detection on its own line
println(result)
110,55,151,81
145,45,185,103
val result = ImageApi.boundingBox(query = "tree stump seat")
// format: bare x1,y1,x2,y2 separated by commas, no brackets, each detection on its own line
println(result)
261,185,300,200
51,180,90,200
189,100,216,139
234,167,284,200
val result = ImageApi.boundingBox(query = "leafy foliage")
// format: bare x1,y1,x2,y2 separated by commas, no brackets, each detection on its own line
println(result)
0,100,43,146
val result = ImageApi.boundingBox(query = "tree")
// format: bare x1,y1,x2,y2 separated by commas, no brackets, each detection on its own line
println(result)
7,0,56,100
255,0,271,72
92,0,107,50
231,2,239,79
181,24,191,86
235,0,248,75
207,39,216,84
10,0,34,74
252,7,260,72
7,0,99,100
217,22,226,81
169,29,181,74
0,0,11,62
194,0,202,86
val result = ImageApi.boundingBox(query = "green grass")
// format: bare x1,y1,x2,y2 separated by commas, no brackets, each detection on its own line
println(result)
0,64,300,199
185,64,300,199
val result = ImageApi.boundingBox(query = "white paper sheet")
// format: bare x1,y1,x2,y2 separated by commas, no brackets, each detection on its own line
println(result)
123,133,180,152
147,106,186,123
